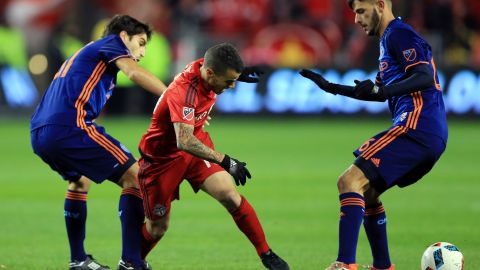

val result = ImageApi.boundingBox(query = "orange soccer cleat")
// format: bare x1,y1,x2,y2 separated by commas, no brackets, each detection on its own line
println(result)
325,261,358,270
362,264,395,270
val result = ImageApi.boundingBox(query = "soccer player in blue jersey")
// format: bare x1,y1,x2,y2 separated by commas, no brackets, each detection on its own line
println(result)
30,15,167,270
299,1,448,269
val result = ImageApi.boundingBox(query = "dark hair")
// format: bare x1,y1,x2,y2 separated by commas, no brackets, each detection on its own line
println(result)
348,0,391,9
103,15,152,40
347,0,355,9
204,43,244,75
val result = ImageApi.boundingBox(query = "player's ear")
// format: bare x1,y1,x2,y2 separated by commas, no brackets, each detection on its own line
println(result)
120,31,134,42
377,0,385,12
206,68,215,78
119,30,129,42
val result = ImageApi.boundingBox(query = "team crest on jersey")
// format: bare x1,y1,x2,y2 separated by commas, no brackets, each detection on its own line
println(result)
402,48,417,62
183,107,195,120
379,61,389,71
153,204,167,217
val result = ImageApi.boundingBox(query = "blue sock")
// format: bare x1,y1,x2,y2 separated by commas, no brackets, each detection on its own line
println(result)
337,192,365,264
119,188,145,267
64,190,88,262
364,203,391,269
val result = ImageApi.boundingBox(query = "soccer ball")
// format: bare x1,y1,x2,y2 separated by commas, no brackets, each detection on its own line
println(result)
421,242,464,270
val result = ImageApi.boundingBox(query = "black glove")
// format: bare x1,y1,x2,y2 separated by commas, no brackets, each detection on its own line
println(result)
299,69,337,94
237,66,265,83
353,79,385,100
220,154,251,186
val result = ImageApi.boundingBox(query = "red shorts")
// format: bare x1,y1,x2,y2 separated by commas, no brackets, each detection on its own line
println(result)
138,136,224,220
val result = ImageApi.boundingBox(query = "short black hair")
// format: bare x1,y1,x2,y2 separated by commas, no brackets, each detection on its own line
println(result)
103,15,152,40
347,0,355,9
203,43,244,75
348,0,391,9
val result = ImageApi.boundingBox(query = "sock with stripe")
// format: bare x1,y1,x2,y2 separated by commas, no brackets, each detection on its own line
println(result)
229,196,270,256
337,192,365,264
119,187,145,267
141,223,160,259
364,202,391,269
64,190,88,262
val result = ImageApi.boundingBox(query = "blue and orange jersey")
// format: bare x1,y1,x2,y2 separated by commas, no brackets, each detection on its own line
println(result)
30,35,132,130
378,18,447,142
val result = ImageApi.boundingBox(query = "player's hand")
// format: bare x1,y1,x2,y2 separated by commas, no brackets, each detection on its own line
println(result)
220,154,252,186
353,79,385,100
299,69,337,94
237,66,265,83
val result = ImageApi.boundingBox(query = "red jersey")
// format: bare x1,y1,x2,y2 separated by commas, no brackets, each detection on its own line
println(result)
139,59,216,158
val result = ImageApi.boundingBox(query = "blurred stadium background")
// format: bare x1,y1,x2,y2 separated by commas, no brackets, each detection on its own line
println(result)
0,0,479,269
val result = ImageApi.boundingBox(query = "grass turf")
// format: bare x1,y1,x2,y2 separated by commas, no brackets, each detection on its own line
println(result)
0,116,478,269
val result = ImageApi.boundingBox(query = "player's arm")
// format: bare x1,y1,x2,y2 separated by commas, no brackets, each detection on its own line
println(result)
115,57,167,96
299,69,386,102
347,64,434,100
173,122,251,185
174,122,224,163
373,64,434,98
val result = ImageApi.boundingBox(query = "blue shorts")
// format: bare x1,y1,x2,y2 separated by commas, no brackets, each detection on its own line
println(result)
31,124,136,183
353,126,446,193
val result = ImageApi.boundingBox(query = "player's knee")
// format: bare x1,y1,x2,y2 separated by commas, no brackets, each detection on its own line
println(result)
337,173,349,192
120,176,138,189
150,221,169,239
217,189,241,211
364,188,380,206
68,177,91,192
118,165,139,189
337,172,361,193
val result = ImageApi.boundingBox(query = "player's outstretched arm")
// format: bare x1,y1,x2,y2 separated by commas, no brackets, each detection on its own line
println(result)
115,57,167,96
299,69,386,102
173,122,251,185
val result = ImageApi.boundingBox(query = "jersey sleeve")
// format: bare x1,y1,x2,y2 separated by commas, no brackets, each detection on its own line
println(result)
167,83,197,125
387,28,430,71
98,35,132,63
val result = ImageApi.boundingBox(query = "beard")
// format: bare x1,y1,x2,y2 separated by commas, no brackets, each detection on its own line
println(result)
369,9,381,36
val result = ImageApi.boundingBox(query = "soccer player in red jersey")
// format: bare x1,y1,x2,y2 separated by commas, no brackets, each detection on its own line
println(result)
137,43,289,270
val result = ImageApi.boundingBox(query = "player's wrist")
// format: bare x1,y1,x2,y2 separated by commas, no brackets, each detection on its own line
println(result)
374,85,388,99
219,154,231,170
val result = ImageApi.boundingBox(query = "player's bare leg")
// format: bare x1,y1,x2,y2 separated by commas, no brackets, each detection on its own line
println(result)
200,171,289,270
66,176,110,270
115,163,152,270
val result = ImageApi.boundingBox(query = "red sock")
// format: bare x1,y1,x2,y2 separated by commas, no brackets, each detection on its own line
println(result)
141,224,160,259
230,196,270,255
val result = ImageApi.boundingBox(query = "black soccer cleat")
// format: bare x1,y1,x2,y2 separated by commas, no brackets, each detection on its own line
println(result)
261,249,290,270
69,254,110,270
117,259,152,270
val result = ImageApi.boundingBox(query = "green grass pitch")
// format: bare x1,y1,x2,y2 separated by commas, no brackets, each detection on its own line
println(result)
0,116,478,269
